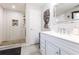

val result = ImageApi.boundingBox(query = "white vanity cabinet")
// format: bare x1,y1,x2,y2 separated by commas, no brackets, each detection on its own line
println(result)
40,33,59,55
46,40,59,55
40,32,79,55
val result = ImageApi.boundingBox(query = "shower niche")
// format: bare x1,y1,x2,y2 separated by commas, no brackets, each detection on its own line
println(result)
12,19,18,26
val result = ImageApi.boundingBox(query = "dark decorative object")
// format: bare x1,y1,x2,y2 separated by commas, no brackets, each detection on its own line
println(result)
23,15,26,26
12,19,18,26
43,9,50,28
72,11,79,19
0,47,21,55
67,15,70,18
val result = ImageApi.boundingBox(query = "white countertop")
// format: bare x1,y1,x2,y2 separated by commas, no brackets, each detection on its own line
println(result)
41,31,79,44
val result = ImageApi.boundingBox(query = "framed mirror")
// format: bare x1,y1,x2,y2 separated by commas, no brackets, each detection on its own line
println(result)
72,11,79,20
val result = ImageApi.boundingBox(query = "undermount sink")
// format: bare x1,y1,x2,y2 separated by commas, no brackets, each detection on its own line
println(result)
71,28,79,35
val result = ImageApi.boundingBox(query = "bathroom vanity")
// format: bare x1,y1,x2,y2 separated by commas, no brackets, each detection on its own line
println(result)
40,31,79,55
0,39,25,55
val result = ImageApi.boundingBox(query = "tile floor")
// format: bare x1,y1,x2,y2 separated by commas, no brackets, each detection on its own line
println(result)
21,44,41,55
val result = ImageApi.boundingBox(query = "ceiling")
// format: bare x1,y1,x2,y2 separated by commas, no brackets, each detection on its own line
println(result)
0,3,26,14
26,3,47,8
0,3,46,14
55,3,79,16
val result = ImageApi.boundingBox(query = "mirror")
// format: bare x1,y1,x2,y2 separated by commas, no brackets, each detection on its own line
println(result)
54,3,79,23
72,11,79,19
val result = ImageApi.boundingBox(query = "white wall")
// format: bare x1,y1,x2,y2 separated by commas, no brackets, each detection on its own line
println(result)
0,6,4,42
26,4,42,45
0,6,25,41
4,10,25,41
25,3,57,45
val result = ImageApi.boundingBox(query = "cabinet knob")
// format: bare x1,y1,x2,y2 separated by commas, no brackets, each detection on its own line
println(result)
56,51,59,54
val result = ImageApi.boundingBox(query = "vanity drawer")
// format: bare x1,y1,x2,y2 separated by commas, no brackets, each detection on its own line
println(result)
60,49,71,55
41,33,79,55
45,34,79,54
54,37,79,53
51,36,79,54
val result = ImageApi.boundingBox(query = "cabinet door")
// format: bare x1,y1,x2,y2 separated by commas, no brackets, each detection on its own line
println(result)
60,49,70,55
46,41,59,55
40,34,46,48
40,47,45,55
40,34,46,55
